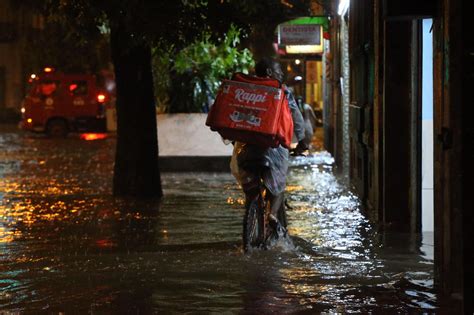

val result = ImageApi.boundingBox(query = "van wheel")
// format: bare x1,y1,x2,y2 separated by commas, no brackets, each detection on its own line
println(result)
46,119,68,137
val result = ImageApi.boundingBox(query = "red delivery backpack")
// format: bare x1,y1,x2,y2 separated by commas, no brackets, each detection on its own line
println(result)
206,72,293,148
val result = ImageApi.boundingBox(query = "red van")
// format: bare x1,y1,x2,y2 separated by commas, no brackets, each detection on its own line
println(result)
20,69,109,136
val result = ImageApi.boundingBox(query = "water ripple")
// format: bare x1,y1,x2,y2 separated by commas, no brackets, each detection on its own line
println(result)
0,128,438,313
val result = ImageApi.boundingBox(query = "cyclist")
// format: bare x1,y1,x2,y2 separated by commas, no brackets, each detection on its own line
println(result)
230,57,307,236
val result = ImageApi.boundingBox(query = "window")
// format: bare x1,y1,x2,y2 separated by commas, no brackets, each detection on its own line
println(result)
69,81,88,96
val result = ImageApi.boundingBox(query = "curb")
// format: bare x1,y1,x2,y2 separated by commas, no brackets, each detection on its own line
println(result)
159,156,231,172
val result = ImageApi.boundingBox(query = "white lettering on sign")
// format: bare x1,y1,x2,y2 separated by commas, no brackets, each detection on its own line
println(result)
73,98,85,106
278,24,321,45
234,89,267,104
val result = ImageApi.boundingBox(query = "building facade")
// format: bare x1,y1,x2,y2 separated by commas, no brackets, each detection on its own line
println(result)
0,1,43,111
327,0,473,312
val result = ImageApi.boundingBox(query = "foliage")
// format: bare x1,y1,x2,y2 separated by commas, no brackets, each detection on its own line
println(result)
155,25,254,113
42,0,212,51
9,1,108,75
151,47,173,113
34,0,312,100
23,20,110,75
15,0,313,199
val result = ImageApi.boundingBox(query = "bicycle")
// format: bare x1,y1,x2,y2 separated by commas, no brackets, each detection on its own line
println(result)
242,148,308,252
242,165,288,252
241,147,308,252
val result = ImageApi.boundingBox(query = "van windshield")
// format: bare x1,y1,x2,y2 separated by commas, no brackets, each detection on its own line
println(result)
37,80,59,96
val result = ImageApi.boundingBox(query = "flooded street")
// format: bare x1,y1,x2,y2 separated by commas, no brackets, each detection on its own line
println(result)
0,127,437,313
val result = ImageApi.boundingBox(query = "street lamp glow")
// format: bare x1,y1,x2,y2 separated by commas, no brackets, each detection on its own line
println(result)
338,0,350,16
30,74,36,79
295,59,301,65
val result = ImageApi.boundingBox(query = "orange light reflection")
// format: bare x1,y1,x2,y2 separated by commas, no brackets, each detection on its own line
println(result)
80,133,107,141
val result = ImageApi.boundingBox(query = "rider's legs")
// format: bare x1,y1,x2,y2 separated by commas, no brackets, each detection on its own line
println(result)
269,192,284,218
242,179,259,210
242,179,287,240
242,180,282,211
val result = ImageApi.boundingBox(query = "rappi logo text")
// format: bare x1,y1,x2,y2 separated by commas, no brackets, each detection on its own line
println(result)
234,89,267,104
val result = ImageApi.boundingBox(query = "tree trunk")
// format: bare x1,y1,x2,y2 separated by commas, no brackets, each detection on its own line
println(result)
110,24,162,198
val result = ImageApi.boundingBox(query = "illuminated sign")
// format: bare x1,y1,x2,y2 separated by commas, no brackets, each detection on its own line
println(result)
286,45,323,54
278,24,321,45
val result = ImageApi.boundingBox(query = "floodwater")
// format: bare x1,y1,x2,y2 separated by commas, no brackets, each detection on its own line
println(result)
0,127,438,313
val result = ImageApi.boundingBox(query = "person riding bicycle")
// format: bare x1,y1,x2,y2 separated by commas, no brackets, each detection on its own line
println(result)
230,57,307,236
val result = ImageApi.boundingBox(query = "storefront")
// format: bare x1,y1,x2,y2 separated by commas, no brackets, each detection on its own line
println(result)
275,16,330,145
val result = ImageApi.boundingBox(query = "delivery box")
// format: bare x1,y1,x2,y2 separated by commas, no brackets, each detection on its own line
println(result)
206,73,293,148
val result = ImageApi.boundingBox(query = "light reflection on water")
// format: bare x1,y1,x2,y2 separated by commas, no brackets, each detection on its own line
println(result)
0,129,437,313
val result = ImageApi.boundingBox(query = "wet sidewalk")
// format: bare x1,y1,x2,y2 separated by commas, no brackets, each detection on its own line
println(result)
0,129,436,313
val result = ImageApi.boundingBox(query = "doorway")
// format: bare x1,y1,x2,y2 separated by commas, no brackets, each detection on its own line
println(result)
421,19,434,233
0,67,5,108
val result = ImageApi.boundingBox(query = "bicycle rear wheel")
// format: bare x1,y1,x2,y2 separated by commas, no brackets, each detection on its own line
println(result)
243,198,264,251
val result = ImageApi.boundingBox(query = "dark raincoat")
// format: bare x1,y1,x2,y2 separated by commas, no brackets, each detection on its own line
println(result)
230,88,305,195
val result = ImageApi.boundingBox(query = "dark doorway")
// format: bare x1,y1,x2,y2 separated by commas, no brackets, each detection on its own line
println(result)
0,67,5,108
421,19,434,234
